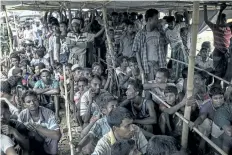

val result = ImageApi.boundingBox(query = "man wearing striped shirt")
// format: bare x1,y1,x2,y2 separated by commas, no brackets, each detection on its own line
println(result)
204,4,232,85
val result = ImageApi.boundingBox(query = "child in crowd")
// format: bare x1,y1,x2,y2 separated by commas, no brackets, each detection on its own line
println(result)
30,49,49,67
8,54,20,78
74,77,89,126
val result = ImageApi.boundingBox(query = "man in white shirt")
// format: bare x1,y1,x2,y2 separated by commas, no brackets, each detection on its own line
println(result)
0,134,17,155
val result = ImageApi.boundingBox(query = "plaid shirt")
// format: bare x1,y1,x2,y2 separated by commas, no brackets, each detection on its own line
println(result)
89,116,111,139
132,26,166,74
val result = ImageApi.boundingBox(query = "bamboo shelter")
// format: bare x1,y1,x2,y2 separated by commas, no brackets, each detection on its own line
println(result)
2,1,232,155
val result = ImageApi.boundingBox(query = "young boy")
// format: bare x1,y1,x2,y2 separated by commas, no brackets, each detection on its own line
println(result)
76,96,118,154
189,86,225,153
92,107,148,155
33,69,60,122
8,54,20,78
159,86,185,137
30,49,49,68
74,77,89,126
30,63,46,87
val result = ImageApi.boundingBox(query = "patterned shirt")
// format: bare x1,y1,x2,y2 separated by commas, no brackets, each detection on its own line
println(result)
80,89,101,117
195,56,214,70
132,26,166,74
92,124,147,155
18,106,60,155
165,22,186,48
213,104,232,128
34,79,59,89
209,24,232,53
89,116,111,139
119,34,135,58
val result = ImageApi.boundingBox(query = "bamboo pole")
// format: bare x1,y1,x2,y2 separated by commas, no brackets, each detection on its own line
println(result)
181,2,200,149
63,65,74,155
149,91,227,155
166,57,231,85
102,6,120,96
3,6,13,54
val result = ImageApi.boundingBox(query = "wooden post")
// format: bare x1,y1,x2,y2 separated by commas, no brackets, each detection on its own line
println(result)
3,6,13,54
63,65,74,155
181,2,200,149
102,7,120,96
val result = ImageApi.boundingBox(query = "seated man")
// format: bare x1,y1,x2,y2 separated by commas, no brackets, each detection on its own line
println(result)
18,90,61,155
29,63,46,87
80,75,103,127
122,80,156,137
128,57,141,82
116,56,131,93
76,95,118,154
159,86,185,137
213,103,232,154
92,107,148,155
144,68,174,106
30,49,49,68
146,135,185,155
74,77,89,126
189,86,225,153
0,134,17,155
92,62,106,88
33,69,60,122
1,100,46,155
8,54,20,78
0,81,19,117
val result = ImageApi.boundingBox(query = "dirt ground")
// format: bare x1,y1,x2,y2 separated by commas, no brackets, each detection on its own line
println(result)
58,109,81,155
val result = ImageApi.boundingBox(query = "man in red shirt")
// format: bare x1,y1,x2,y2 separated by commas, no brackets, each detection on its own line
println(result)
204,3,232,85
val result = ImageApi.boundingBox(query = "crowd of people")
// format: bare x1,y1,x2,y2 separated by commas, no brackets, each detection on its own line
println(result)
1,2,232,155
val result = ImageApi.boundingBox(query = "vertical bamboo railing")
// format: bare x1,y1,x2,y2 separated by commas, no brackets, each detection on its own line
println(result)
63,65,74,155
181,2,200,149
102,6,120,96
3,6,13,54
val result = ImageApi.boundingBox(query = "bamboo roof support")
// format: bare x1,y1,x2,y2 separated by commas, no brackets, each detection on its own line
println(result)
63,65,74,155
181,1,199,149
3,6,13,54
102,6,120,96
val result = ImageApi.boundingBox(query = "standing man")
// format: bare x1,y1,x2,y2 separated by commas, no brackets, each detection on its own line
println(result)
204,4,232,86
132,9,166,81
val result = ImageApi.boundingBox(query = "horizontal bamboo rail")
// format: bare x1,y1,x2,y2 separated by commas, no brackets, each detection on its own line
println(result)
149,91,227,155
167,57,231,85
